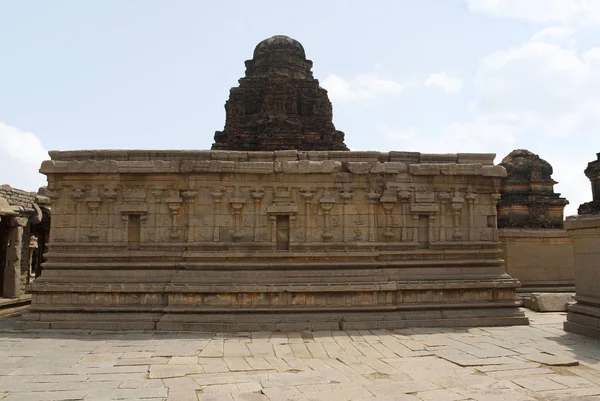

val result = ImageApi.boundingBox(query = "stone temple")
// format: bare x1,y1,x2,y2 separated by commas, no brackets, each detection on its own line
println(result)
21,35,528,331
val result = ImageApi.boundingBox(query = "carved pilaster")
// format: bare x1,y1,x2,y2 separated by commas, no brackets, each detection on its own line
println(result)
301,187,315,242
319,191,335,241
451,190,465,240
380,189,397,241
230,189,246,241
491,193,501,241
339,187,352,241
398,190,411,241
367,190,381,242
104,187,118,242
166,190,182,240
467,192,478,241
210,187,224,241
151,189,165,243
250,188,265,241
182,190,198,243
85,188,102,240
71,188,84,242
438,192,451,242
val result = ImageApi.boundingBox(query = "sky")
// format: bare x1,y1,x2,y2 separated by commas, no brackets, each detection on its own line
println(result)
1,0,599,216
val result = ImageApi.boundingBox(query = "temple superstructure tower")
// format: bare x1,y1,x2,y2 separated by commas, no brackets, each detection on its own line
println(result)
212,35,347,151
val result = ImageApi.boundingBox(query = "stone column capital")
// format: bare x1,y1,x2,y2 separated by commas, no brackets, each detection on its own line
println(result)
9,216,28,227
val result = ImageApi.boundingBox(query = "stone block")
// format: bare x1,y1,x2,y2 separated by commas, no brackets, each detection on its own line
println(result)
389,151,420,163
523,293,574,312
458,153,496,165
408,164,440,175
347,162,371,174
419,153,458,163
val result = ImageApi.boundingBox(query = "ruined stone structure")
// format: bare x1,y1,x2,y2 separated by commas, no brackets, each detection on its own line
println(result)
498,150,568,229
20,150,528,330
497,150,574,292
212,35,347,151
0,185,50,299
564,152,600,339
21,36,527,331
578,153,600,215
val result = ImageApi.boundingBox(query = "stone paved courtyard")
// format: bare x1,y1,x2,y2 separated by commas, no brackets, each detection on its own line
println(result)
1,309,600,401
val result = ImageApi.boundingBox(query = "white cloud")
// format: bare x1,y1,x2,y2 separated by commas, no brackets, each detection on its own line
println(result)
474,37,600,138
424,72,463,94
322,73,404,101
378,118,514,158
467,0,600,25
470,28,600,214
531,26,577,48
0,122,48,191
377,25,600,215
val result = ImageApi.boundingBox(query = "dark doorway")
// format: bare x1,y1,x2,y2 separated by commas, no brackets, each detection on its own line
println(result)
276,215,290,251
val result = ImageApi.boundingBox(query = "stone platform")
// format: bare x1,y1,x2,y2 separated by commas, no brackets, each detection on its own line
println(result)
23,150,528,331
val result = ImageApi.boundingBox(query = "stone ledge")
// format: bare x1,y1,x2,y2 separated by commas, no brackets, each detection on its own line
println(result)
17,307,528,331
565,214,600,230
46,150,497,165
499,229,571,239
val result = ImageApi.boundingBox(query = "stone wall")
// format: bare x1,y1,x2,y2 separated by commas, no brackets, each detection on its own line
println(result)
564,215,600,339
22,150,528,330
499,229,574,292
0,185,48,297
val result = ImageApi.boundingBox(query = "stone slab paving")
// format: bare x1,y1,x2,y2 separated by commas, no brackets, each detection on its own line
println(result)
1,309,600,401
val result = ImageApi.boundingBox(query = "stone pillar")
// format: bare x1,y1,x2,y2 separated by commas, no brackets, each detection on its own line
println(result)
564,215,600,339
4,216,27,298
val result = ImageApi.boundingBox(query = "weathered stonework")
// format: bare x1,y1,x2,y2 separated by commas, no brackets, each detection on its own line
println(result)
564,215,600,339
498,150,568,229
578,152,600,215
499,229,574,292
0,185,51,298
564,152,600,339
212,35,348,151
21,150,528,331
497,150,574,292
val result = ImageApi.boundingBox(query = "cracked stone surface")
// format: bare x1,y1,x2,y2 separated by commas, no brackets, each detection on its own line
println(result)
1,309,600,400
